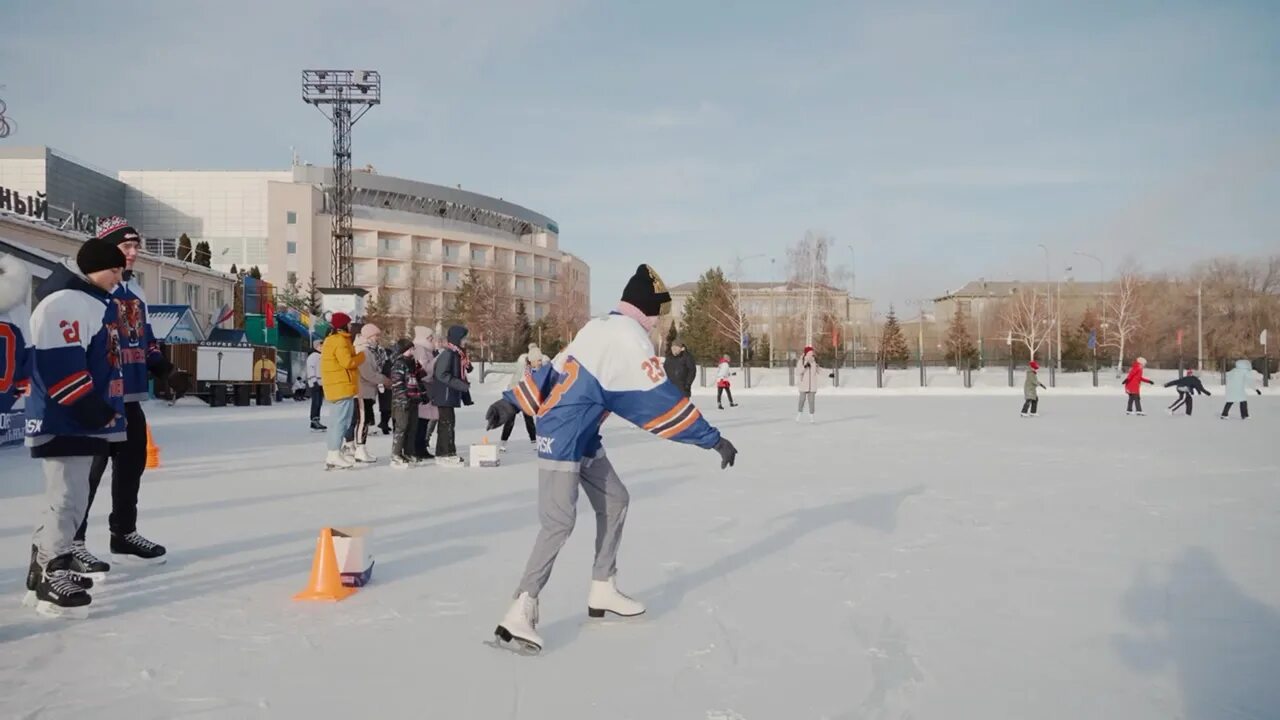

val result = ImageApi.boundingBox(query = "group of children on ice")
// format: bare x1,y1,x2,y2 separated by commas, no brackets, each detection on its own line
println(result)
1021,356,1263,419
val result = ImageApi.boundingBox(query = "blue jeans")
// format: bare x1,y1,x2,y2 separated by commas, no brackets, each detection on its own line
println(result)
326,397,356,451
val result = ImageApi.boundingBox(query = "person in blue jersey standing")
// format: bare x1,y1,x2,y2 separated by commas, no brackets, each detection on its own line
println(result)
24,239,128,618
57,217,173,574
484,264,738,653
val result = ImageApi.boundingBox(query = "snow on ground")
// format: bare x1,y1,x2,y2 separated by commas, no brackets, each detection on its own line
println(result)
1,390,1277,719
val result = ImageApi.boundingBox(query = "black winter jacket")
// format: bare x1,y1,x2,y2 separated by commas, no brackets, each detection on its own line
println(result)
1165,375,1211,395
390,354,428,408
664,351,697,397
429,325,473,408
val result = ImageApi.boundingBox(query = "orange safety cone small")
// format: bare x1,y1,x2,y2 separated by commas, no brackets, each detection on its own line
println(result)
145,426,160,469
293,528,357,602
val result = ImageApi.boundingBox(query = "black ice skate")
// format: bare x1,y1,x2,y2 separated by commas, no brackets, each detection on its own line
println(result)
111,532,167,566
310,421,327,432
24,545,92,609
32,554,92,619
70,540,111,581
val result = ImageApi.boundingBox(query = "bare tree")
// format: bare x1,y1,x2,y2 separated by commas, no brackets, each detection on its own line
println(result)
1102,270,1144,372
1002,289,1053,362
786,231,833,345
549,264,589,344
705,275,747,368
408,267,441,336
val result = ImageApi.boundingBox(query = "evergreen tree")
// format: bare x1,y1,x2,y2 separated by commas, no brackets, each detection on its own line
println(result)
177,233,193,262
194,241,212,267
665,322,678,349
944,304,978,368
512,299,533,356
229,263,238,275
362,290,391,331
880,306,910,368
304,273,323,315
533,317,565,357
249,266,262,280
447,269,485,327
677,267,737,365
277,278,304,313
232,276,245,329
1063,307,1101,371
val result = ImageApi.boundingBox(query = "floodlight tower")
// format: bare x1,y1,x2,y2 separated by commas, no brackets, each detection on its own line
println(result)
302,70,381,288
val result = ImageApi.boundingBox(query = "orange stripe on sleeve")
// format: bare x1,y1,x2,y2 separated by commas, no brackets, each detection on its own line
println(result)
643,399,689,431
659,408,702,439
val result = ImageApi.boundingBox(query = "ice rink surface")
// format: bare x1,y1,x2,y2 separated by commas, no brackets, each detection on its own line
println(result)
1,392,1276,719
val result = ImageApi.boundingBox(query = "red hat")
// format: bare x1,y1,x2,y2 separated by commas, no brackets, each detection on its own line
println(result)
1029,361,1040,370
803,345,815,354
330,312,351,330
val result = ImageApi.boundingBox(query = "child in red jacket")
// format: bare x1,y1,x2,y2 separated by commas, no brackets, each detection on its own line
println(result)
1123,357,1154,415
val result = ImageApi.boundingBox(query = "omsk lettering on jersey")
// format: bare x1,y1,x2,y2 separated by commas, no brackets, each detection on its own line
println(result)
503,313,720,465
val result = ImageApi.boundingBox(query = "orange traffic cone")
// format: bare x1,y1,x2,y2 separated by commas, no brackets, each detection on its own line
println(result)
293,528,357,602
145,426,160,469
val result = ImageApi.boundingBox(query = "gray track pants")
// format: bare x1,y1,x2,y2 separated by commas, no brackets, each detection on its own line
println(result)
515,454,629,598
32,456,94,567
798,392,815,413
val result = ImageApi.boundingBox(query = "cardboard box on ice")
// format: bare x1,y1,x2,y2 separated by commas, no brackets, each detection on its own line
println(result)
469,442,500,467
331,527,374,587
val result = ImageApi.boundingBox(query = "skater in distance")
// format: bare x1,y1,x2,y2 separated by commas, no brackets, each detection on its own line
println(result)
1021,361,1046,417
1221,359,1262,420
1123,357,1154,416
1165,369,1210,416
715,354,737,409
795,345,827,423
484,263,738,654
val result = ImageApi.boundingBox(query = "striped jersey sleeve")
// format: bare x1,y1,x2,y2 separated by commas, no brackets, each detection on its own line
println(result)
503,362,559,416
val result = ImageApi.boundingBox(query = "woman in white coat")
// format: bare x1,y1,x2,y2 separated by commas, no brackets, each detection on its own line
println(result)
795,345,823,423
1221,358,1262,419
715,355,737,409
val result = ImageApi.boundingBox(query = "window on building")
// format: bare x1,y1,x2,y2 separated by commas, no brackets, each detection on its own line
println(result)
184,282,200,310
286,211,297,225
161,278,176,304
385,265,403,281
287,241,297,255
209,288,224,312
471,248,486,262
132,271,145,290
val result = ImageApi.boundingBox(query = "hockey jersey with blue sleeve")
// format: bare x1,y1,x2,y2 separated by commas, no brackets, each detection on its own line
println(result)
504,312,720,464
25,271,127,456
111,272,168,402
0,316,31,414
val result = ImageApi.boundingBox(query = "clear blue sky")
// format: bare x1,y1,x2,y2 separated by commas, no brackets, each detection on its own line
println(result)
3,0,1277,313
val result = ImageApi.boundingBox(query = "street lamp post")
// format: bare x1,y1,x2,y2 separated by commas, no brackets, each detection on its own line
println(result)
1197,282,1204,372
1037,244,1050,364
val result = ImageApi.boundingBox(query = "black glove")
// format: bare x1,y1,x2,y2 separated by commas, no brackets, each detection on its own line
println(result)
485,399,518,430
713,437,737,469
